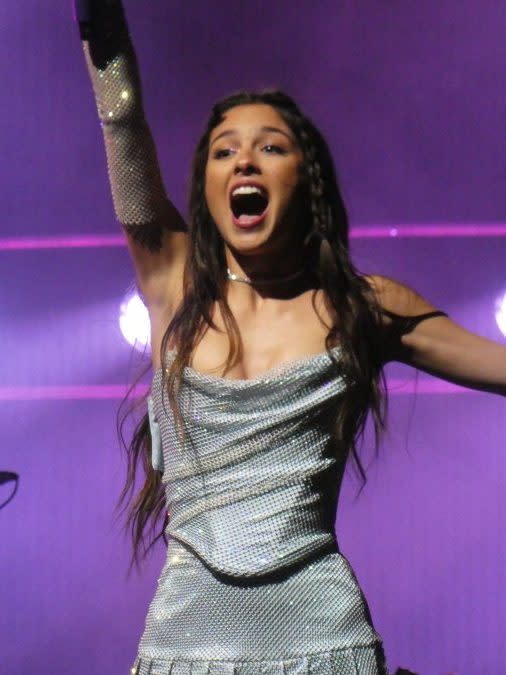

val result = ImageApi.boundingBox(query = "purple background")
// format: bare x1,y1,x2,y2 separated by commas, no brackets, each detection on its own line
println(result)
1,1,505,673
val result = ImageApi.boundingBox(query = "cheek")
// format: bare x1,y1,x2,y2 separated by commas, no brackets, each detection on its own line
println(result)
204,168,225,210
278,161,304,191
203,180,211,209
274,174,302,205
203,174,216,212
203,179,227,229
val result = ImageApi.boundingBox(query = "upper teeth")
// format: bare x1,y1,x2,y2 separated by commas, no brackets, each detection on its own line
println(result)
231,185,264,197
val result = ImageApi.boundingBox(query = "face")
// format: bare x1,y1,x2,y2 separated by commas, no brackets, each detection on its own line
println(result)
204,104,306,255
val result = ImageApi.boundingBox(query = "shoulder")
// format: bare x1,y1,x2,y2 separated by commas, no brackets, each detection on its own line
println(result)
361,274,451,364
362,274,438,317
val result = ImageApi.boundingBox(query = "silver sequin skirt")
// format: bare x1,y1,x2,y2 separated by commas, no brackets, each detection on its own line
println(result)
131,539,389,674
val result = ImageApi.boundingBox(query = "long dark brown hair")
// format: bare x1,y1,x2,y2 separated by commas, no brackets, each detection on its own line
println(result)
118,90,390,569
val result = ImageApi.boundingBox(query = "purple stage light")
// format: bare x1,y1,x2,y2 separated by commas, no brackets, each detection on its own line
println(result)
495,292,506,337
119,290,151,353
2,224,506,251
352,224,506,238
0,235,125,250
0,379,474,401
0,383,149,401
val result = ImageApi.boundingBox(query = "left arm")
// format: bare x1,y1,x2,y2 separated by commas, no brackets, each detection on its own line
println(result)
367,274,506,397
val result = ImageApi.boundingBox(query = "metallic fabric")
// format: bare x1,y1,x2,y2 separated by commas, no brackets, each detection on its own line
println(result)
81,0,176,249
151,348,349,578
135,349,389,673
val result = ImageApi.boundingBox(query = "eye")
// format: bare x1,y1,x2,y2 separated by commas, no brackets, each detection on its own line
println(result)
262,144,285,154
213,148,235,159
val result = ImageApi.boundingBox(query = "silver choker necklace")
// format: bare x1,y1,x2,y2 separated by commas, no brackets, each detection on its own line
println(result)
227,267,305,285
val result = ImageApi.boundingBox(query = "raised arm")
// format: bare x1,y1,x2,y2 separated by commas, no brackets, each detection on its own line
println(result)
75,0,188,308
368,274,506,397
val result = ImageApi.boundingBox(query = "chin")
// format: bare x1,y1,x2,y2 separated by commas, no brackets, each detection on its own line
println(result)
227,230,273,255
229,234,267,251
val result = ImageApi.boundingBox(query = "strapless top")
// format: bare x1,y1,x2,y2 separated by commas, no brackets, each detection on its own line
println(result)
147,347,349,578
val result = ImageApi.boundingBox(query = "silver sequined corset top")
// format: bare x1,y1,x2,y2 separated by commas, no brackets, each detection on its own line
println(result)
148,347,349,578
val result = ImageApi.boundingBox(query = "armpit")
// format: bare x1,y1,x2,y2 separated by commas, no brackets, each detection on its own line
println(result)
123,222,165,253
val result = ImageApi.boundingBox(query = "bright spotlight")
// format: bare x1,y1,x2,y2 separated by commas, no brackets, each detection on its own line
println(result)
119,290,151,353
495,292,506,338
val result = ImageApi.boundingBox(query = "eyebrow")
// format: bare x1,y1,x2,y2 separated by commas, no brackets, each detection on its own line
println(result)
210,126,295,147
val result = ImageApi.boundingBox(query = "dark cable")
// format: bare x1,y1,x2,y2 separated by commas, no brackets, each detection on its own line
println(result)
0,471,19,510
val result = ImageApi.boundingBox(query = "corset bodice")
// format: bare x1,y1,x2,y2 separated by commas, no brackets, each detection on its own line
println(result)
148,348,350,578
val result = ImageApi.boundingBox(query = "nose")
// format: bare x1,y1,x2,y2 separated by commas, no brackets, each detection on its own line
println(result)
234,150,260,176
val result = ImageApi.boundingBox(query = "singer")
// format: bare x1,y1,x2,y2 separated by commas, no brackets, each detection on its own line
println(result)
75,2,506,673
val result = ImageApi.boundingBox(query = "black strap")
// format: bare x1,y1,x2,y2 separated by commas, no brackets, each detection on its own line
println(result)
379,309,448,337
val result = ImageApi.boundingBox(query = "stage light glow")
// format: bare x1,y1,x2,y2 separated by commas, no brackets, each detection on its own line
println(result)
495,292,506,337
119,291,151,353
2,224,506,250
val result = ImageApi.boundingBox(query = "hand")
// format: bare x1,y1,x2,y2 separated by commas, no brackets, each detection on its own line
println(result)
73,0,92,24
75,0,130,69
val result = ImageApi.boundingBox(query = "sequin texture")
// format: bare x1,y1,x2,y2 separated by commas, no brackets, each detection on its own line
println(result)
134,350,389,673
82,10,171,249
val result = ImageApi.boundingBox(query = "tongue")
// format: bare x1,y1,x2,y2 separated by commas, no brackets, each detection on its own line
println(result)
237,214,263,225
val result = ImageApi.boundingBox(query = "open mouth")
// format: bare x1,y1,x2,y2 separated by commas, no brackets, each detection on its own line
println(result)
230,187,269,221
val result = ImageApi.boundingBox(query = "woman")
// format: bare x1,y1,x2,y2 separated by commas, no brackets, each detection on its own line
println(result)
76,2,506,673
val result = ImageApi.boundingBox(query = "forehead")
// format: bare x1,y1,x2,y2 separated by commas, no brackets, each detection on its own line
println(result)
210,104,292,141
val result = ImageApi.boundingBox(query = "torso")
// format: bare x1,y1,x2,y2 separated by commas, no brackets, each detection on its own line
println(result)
149,285,339,381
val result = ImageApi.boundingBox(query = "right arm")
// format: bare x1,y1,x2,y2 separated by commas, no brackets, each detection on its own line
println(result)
76,0,188,309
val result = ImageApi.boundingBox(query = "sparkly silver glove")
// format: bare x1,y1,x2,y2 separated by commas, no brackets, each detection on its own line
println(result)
77,0,178,249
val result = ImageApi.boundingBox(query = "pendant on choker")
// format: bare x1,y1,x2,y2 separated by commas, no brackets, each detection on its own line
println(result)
226,267,306,285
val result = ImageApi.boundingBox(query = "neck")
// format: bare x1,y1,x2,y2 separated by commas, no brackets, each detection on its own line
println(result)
227,266,307,286
226,256,319,302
